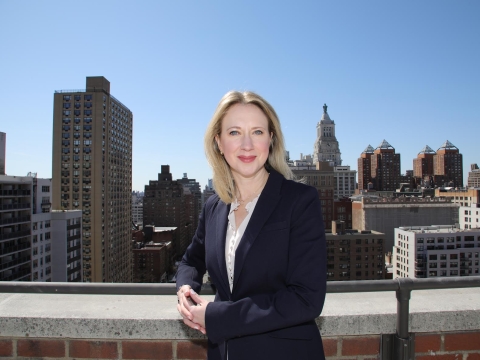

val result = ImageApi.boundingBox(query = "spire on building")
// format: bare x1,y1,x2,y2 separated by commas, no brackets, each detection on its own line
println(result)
438,140,458,151
418,145,435,155
362,145,375,154
313,104,341,165
376,139,394,150
320,103,333,123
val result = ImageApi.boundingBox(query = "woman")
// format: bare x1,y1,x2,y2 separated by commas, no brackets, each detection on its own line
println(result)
176,91,326,360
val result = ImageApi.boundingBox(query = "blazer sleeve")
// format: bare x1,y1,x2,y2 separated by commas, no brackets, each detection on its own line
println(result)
205,186,327,344
175,197,212,293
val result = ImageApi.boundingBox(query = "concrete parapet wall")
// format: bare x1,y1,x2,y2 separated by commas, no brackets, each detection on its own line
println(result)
0,288,479,359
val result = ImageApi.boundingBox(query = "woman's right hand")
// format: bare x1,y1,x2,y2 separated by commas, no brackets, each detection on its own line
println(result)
177,285,206,334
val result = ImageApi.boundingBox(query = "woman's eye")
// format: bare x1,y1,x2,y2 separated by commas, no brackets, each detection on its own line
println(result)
253,130,264,135
229,130,239,136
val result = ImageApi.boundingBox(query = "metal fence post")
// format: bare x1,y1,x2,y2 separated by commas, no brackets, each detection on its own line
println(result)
394,278,415,360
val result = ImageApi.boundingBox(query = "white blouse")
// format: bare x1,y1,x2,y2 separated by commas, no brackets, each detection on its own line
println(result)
225,195,260,292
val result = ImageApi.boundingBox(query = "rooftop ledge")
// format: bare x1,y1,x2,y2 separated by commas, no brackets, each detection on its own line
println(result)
0,287,479,340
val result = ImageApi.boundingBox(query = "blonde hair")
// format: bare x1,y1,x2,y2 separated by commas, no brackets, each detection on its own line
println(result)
204,91,293,204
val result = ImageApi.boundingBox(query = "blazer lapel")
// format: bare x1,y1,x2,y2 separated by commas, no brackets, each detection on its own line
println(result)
214,200,230,295
233,170,283,289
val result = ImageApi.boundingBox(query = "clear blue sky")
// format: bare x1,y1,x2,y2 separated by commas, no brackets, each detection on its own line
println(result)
1,0,479,190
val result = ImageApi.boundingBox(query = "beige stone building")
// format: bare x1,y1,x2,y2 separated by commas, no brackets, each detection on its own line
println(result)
291,161,335,229
52,76,133,282
435,188,480,207
468,164,480,188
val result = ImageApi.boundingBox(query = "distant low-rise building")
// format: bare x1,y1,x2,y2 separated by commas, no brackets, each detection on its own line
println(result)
459,203,480,230
352,196,458,254
132,226,175,283
333,197,352,229
326,221,385,281
393,225,480,279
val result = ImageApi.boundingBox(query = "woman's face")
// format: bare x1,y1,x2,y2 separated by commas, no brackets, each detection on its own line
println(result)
216,103,272,181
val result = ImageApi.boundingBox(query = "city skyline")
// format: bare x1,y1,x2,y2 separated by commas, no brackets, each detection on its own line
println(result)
1,1,479,190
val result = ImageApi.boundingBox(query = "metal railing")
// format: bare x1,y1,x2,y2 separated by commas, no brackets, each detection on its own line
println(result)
0,277,479,359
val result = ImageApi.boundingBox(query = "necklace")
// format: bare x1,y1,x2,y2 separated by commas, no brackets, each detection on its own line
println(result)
236,173,269,205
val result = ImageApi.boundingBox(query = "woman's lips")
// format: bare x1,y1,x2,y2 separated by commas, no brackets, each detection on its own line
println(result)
238,156,256,163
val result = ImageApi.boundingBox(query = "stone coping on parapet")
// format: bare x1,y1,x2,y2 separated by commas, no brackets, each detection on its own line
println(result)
0,288,479,339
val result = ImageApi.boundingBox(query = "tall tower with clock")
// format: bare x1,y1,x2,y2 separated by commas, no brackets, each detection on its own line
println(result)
313,104,342,166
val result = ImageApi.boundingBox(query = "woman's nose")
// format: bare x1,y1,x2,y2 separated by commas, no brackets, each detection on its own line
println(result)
241,135,253,150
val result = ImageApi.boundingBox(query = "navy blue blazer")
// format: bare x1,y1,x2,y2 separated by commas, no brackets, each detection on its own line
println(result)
176,169,327,360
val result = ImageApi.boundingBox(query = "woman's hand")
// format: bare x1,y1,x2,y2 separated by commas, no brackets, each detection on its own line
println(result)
188,289,210,334
177,285,208,334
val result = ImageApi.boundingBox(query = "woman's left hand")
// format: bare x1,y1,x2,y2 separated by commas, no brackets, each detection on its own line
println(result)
188,289,210,334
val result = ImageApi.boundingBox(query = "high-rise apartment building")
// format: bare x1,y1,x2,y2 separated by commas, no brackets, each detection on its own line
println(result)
177,173,201,244
393,226,480,278
413,145,435,180
50,210,83,282
370,140,401,191
468,164,480,188
143,165,188,258
0,132,5,175
52,76,133,283
0,175,32,281
313,104,342,166
433,140,463,187
357,145,374,191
